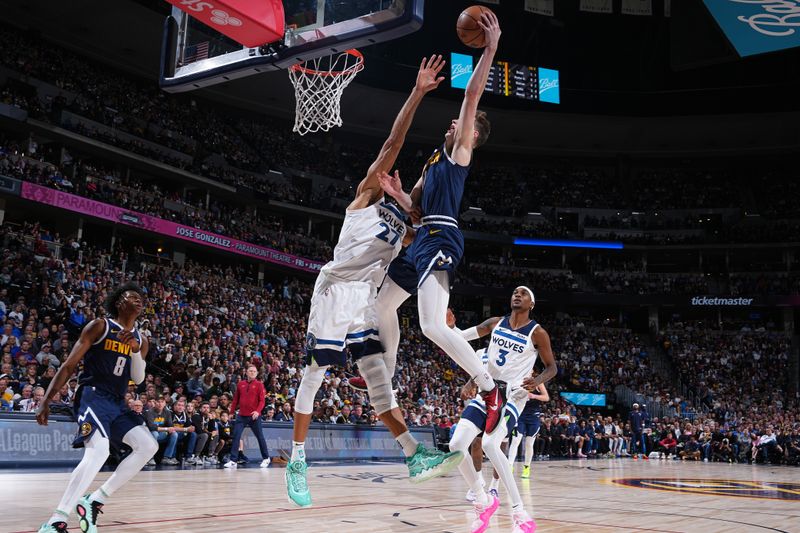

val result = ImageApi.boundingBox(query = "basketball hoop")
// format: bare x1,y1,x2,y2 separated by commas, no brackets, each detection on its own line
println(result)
288,49,364,136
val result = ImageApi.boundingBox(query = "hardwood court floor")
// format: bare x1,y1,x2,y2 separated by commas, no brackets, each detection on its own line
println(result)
4,459,799,533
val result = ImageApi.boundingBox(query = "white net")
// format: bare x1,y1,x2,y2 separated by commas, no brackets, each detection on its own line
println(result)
288,50,364,136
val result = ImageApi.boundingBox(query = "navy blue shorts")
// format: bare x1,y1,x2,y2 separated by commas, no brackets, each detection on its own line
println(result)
461,399,519,437
387,225,464,294
72,386,145,449
516,414,542,438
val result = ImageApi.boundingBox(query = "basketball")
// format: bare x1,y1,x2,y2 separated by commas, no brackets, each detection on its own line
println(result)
457,5,492,48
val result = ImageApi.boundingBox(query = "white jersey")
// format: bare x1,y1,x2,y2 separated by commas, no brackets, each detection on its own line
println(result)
320,201,406,286
485,315,540,387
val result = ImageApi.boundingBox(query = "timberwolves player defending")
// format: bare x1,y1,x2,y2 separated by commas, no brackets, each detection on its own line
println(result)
450,287,557,533
36,284,156,533
377,11,507,434
286,55,463,508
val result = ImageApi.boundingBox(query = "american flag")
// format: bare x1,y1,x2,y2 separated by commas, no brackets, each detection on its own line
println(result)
183,41,209,64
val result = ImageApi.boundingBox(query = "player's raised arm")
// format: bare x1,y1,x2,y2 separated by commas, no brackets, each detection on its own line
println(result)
451,11,501,166
522,327,557,391
349,55,446,210
36,319,105,425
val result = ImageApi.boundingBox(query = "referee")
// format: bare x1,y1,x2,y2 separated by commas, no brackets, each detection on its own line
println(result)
225,365,271,468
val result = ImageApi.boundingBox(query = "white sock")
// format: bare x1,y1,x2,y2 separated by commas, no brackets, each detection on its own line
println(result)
48,510,70,525
512,503,524,513
524,436,536,467
489,477,500,491
53,432,110,520
396,431,419,458
291,441,306,462
89,487,109,505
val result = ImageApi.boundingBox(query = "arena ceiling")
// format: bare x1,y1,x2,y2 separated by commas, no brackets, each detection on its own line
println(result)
2,0,799,153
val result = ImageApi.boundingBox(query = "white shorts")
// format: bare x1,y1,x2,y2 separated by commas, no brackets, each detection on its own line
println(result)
305,272,382,367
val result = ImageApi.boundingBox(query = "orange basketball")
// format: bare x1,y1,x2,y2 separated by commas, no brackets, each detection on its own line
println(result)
457,5,492,48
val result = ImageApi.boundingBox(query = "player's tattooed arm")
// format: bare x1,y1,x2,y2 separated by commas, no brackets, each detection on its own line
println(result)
475,316,502,338
352,55,446,210
447,310,499,341
522,327,557,392
36,318,105,426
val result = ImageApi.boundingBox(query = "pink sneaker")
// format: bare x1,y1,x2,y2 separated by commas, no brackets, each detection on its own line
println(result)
512,509,537,533
470,496,499,533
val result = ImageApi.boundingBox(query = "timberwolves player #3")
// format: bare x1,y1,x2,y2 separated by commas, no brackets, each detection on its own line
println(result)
448,286,558,533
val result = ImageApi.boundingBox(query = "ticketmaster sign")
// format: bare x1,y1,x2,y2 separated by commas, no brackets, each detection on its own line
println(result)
703,0,800,57
691,296,754,306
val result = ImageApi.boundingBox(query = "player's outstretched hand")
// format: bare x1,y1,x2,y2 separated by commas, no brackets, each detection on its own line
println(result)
460,380,478,401
36,402,50,426
415,55,446,93
478,10,501,51
521,376,539,392
119,330,141,352
378,170,403,198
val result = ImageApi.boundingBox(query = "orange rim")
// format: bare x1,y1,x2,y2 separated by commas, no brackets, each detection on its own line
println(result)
289,49,364,77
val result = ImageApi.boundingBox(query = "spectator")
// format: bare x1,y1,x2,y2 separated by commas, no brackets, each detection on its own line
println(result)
145,396,179,465
227,365,270,468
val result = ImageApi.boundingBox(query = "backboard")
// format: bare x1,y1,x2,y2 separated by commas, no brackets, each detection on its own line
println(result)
160,0,424,93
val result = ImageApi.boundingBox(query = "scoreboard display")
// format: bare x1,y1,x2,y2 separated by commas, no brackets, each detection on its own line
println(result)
451,52,560,104
485,61,538,100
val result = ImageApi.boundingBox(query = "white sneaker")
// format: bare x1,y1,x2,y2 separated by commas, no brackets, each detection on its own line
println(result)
224,460,238,469
260,458,271,468
146,459,156,467
511,509,537,533
465,489,477,502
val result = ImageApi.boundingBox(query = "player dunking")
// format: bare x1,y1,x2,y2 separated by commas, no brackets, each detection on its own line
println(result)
36,284,156,533
376,11,508,434
285,55,463,509
449,287,557,533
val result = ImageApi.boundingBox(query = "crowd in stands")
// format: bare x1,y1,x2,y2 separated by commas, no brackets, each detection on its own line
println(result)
656,325,798,464
0,220,796,466
592,271,710,295
0,22,798,245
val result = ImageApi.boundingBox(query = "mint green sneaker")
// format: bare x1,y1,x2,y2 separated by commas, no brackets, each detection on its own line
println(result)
286,460,312,507
76,494,103,533
406,444,464,484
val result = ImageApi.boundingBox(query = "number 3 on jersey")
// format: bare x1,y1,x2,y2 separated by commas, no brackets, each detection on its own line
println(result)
113,356,127,376
376,222,401,245
496,349,509,367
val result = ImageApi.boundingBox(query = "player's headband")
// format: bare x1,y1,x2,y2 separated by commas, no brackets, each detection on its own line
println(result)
516,286,535,305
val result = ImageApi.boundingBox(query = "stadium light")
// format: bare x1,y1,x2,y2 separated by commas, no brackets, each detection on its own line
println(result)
514,238,623,250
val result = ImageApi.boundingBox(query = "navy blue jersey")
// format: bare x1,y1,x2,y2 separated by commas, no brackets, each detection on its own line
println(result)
420,145,470,222
521,396,542,417
79,318,141,399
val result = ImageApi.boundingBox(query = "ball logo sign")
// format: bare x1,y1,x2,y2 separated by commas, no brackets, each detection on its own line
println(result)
210,9,242,27
450,53,474,89
537,68,560,104
703,0,800,56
